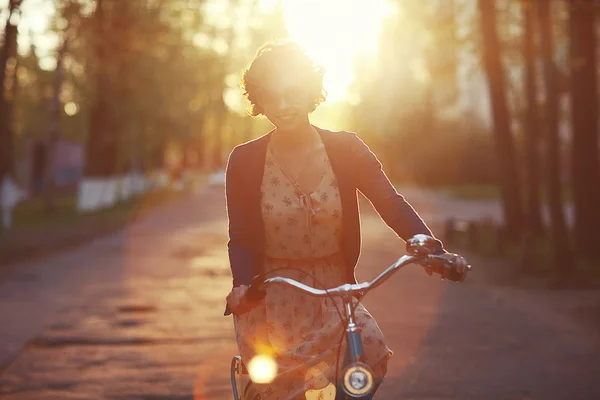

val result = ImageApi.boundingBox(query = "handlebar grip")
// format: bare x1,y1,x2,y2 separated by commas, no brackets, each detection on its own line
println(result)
429,256,467,282
443,264,464,282
246,274,267,302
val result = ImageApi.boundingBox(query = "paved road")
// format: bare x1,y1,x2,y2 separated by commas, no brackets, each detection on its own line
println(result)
0,187,598,399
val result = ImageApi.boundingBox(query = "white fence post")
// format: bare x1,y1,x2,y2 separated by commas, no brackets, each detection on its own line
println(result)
1,175,20,231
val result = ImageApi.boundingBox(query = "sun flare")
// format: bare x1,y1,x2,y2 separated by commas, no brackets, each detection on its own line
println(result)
262,0,396,102
248,354,278,384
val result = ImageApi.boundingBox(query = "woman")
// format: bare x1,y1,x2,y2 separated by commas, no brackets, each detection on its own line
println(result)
225,41,469,399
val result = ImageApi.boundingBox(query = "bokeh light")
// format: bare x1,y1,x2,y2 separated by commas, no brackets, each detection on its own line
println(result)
248,354,278,384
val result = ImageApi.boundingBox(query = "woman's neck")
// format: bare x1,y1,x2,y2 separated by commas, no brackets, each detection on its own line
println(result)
272,122,319,152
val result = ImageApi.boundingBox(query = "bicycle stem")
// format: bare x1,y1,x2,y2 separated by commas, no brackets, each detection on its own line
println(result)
344,297,364,363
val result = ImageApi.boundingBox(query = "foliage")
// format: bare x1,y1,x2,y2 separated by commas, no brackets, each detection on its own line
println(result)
3,0,288,177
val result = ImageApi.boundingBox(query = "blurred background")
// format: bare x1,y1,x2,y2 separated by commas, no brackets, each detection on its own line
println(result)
0,0,598,276
1,2,600,399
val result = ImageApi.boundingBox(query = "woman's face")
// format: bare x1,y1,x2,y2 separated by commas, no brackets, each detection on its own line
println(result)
258,70,310,132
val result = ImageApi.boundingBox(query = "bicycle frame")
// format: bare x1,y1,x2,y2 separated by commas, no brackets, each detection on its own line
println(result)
257,253,421,399
230,234,471,400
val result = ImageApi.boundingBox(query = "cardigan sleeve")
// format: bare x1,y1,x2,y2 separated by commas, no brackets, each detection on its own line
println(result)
225,147,260,289
349,132,446,254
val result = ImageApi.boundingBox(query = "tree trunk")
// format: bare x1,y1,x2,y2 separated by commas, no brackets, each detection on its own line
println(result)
522,0,543,236
568,0,600,261
0,0,21,181
478,0,523,241
83,0,118,179
77,0,120,212
536,0,572,270
43,38,68,214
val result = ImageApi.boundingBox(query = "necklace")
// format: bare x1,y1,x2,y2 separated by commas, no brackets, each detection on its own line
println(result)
268,143,326,232
269,129,323,188
268,144,312,194
267,135,330,253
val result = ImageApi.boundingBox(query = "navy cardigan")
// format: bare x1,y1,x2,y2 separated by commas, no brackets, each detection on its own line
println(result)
224,127,445,315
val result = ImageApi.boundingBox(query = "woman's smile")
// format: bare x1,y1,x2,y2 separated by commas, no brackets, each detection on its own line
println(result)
277,113,297,122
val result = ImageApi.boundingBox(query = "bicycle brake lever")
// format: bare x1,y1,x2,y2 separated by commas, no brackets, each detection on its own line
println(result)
420,258,436,276
246,274,267,302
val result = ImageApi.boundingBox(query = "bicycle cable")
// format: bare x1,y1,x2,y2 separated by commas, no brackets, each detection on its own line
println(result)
250,266,383,393
249,266,350,391
255,266,346,329
333,284,373,393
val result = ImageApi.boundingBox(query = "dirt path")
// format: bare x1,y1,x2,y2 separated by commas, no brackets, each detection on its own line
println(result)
0,187,597,399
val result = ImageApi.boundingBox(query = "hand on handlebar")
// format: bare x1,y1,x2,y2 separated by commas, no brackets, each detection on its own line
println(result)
424,253,470,282
226,285,263,315
226,235,471,315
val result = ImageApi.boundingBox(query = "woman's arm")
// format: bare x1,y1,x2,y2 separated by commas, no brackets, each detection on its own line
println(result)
225,147,260,288
349,133,446,254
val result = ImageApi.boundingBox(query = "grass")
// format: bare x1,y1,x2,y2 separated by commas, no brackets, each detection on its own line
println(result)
0,188,190,267
441,184,500,200
445,220,600,289
391,182,501,200
8,195,82,231
440,183,574,203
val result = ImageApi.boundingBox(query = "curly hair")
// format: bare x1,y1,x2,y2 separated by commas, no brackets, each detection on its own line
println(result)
240,41,328,117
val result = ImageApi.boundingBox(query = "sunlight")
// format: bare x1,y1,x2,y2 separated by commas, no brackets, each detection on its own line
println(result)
15,0,58,56
262,0,396,102
248,354,278,384
410,57,431,84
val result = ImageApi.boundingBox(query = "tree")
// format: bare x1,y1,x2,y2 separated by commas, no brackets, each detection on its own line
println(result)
478,0,523,241
83,0,118,179
0,0,23,181
568,0,600,261
43,20,71,213
521,0,543,237
536,0,571,270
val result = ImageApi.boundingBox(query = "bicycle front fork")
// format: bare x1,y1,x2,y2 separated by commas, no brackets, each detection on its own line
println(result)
335,298,375,400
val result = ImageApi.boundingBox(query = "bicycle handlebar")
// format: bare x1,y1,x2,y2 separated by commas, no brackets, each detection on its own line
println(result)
246,242,471,303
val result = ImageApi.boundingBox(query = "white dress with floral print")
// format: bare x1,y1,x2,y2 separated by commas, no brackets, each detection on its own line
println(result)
234,143,392,400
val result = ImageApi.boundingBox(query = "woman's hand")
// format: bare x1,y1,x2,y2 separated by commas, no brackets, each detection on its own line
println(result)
423,253,470,282
439,253,470,282
226,285,261,315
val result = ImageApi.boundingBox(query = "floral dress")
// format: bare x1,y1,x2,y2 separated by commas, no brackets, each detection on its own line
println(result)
234,142,392,400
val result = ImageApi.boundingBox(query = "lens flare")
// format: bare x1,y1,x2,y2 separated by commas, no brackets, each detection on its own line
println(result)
248,355,278,384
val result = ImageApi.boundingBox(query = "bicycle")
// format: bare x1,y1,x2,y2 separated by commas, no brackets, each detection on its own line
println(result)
230,234,471,400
